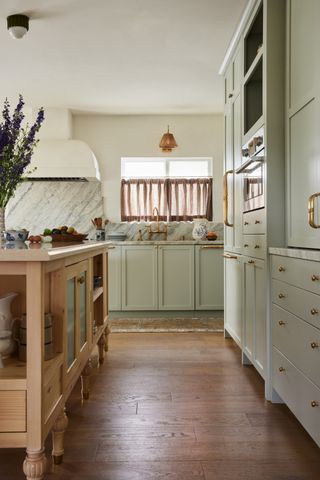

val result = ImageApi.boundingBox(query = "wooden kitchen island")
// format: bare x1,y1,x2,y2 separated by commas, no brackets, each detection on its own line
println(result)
0,241,112,479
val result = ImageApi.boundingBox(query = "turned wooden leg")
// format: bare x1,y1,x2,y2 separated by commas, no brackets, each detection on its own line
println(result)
51,408,68,465
23,449,47,480
98,333,106,365
81,358,93,400
104,326,110,352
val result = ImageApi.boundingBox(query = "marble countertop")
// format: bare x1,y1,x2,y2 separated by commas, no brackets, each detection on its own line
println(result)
0,240,113,262
109,240,224,246
269,247,320,261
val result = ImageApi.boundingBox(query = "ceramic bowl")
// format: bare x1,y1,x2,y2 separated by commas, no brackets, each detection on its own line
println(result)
4,230,29,242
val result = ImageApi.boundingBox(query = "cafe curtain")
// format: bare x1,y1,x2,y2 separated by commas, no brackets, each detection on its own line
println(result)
121,178,213,221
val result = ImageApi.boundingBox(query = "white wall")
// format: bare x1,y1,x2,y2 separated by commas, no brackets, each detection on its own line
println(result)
73,114,223,222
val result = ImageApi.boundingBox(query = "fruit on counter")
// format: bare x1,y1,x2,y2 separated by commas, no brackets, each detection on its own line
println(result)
28,235,42,243
43,228,52,235
52,228,62,234
67,227,75,234
206,231,218,240
41,235,53,243
60,226,68,233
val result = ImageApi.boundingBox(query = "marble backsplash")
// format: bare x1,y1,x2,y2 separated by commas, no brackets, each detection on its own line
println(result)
6,181,104,236
105,221,224,241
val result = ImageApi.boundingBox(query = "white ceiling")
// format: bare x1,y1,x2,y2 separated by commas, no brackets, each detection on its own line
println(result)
0,0,248,114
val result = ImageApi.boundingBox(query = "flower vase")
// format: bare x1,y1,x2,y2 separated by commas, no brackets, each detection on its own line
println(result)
0,207,5,239
192,218,208,240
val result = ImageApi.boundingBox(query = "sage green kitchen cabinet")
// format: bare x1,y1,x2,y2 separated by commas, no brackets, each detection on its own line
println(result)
158,245,194,310
121,245,158,310
108,246,122,311
195,246,224,310
242,256,266,379
224,253,242,347
286,0,320,249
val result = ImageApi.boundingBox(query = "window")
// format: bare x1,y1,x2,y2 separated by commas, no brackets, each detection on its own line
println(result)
121,157,213,222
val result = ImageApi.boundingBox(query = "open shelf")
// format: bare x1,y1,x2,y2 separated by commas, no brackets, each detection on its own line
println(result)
244,3,263,74
93,286,103,302
244,57,263,135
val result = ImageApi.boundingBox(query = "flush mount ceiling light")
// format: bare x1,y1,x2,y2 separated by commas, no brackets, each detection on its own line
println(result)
159,126,178,152
7,14,29,39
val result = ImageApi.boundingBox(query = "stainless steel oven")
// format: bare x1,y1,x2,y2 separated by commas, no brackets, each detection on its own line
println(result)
236,127,265,213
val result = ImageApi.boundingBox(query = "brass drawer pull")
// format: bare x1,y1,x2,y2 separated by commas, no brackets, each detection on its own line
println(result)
278,293,285,299
244,244,249,248
278,266,286,272
310,308,319,315
254,244,260,249
248,260,255,264
223,254,238,259
279,366,285,372
311,401,319,408
77,276,85,284
255,220,261,224
311,342,319,349
278,320,286,326
311,275,320,282
244,221,249,225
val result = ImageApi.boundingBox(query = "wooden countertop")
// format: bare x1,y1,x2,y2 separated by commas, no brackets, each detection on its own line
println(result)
0,240,113,261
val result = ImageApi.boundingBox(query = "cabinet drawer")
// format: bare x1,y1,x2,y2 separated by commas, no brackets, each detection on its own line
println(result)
0,391,26,432
273,347,320,446
242,234,266,259
272,305,320,387
44,366,62,421
272,255,320,295
272,279,320,330
243,209,265,234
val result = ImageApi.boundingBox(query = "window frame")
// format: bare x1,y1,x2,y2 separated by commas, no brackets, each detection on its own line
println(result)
121,157,213,179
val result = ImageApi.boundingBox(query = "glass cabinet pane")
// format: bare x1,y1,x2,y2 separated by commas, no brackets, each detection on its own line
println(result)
67,278,76,368
79,271,87,348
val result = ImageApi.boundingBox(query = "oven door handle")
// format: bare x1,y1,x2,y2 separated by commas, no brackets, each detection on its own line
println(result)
223,170,234,227
235,156,264,174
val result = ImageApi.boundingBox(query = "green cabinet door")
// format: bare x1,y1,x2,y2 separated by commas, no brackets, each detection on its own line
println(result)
195,246,224,310
108,246,122,311
121,245,158,310
158,245,194,310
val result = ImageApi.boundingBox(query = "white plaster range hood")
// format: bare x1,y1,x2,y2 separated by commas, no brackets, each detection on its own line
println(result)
27,108,100,181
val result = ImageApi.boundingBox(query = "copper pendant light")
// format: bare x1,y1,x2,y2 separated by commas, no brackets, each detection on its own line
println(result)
159,125,178,152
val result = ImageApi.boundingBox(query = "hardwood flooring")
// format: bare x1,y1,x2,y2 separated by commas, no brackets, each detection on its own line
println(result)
1,333,320,479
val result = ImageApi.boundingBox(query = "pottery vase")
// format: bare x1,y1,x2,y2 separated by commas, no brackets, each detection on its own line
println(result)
192,218,208,241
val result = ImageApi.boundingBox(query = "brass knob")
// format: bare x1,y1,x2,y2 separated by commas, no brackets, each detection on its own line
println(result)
278,293,285,299
311,342,319,349
278,320,286,326
254,244,260,249
248,260,255,264
244,221,249,225
310,308,319,315
311,275,320,282
255,220,261,224
228,93,233,98
278,266,285,272
244,244,249,247
77,276,85,284
279,366,285,372
311,401,319,408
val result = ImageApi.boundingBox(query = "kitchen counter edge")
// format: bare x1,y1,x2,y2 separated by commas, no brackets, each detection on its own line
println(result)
269,247,320,262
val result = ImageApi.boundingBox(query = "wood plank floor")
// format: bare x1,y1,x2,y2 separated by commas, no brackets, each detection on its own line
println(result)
1,333,320,479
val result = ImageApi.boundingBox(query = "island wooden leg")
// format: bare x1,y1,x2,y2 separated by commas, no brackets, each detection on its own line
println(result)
52,409,68,465
23,450,47,480
81,359,93,400
98,332,106,365
104,326,110,352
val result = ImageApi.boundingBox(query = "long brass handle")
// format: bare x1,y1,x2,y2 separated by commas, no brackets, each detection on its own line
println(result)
223,254,238,259
201,245,224,249
223,170,234,227
308,192,320,228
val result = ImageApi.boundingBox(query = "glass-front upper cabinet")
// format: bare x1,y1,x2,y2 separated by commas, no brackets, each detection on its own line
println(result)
65,260,90,376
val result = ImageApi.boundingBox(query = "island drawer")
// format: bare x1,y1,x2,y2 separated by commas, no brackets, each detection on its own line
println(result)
44,365,62,421
272,304,320,387
272,256,320,295
273,347,320,446
272,279,320,330
0,390,26,432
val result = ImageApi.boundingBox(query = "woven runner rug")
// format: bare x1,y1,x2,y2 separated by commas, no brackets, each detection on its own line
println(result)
108,316,224,333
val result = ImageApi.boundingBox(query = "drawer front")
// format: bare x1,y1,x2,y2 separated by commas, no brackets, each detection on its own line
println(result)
44,366,62,421
242,234,266,259
272,255,320,295
243,209,266,234
0,391,26,432
273,347,320,446
272,304,320,387
272,279,320,330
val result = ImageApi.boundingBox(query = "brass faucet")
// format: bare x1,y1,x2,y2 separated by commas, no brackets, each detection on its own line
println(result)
147,207,168,240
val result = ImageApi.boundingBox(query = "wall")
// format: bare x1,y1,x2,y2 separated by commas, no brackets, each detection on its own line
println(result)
73,114,223,222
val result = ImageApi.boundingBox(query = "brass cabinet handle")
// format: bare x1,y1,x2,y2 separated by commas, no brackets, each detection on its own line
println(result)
311,342,319,349
278,266,286,272
223,254,238,259
244,221,249,226
254,244,260,249
201,245,224,249
308,192,320,228
248,260,255,264
278,320,286,326
310,308,319,315
279,366,285,372
244,244,249,248
255,220,261,224
223,170,234,227
77,276,85,284
228,93,233,98
311,274,320,282
311,401,319,407
278,293,285,299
